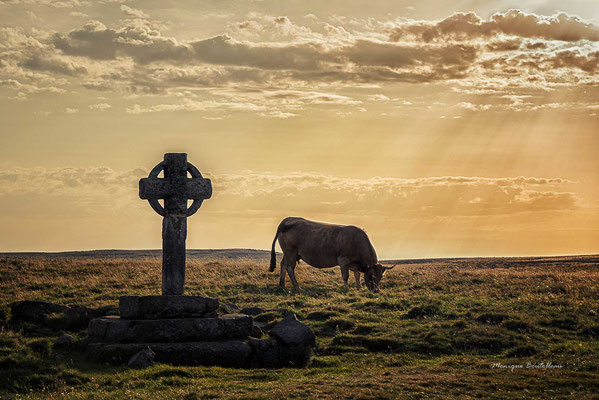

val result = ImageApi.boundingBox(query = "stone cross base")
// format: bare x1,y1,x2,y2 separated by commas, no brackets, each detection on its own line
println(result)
86,295,315,368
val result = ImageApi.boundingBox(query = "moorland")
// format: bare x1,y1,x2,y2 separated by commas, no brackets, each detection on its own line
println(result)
0,251,598,399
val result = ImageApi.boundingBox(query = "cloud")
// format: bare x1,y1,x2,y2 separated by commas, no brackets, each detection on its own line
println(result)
44,11,596,93
389,10,599,42
21,53,87,76
125,98,267,114
0,167,577,218
0,166,143,192
226,14,321,42
367,94,390,101
88,102,111,110
190,34,328,70
65,107,78,113
486,39,522,52
120,5,148,19
0,166,145,217
0,78,66,95
52,20,192,63
204,173,579,217
48,21,482,86
50,20,481,81
69,11,88,18
1,10,596,113
263,90,362,105
456,101,492,111
122,89,362,117
0,0,88,8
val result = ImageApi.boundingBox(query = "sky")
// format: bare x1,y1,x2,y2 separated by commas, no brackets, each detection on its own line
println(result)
0,0,598,258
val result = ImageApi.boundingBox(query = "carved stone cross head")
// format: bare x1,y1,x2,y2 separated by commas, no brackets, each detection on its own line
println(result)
139,153,212,217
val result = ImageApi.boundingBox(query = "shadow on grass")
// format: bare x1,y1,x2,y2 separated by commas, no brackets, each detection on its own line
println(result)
218,282,343,299
0,337,121,396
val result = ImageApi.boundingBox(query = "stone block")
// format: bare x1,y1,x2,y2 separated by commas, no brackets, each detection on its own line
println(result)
119,295,219,319
88,314,252,344
88,341,251,367
248,338,281,368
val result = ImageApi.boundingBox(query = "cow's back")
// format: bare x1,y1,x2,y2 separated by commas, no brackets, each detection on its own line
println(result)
277,217,376,268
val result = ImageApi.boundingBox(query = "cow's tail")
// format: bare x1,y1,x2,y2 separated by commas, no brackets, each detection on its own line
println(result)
269,224,281,272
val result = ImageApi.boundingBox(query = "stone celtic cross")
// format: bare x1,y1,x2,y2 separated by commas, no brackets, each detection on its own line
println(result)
139,153,212,295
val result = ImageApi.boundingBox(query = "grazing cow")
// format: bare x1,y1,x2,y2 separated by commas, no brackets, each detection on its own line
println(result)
269,217,394,292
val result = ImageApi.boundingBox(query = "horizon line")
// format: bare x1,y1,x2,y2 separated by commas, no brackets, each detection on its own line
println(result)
1,248,597,261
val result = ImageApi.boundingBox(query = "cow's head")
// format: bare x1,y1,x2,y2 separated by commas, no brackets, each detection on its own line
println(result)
364,264,396,293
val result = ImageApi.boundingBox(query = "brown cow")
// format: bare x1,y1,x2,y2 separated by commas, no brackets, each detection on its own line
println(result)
270,217,394,292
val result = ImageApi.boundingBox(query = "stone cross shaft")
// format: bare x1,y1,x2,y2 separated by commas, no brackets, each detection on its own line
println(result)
139,153,212,295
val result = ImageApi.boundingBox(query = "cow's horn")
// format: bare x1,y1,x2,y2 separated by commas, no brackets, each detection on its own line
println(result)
382,264,396,270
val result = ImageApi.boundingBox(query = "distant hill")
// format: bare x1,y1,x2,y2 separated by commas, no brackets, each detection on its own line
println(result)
1,249,598,267
0,248,273,261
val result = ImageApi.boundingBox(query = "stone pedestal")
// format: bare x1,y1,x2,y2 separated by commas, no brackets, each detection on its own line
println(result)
87,295,314,368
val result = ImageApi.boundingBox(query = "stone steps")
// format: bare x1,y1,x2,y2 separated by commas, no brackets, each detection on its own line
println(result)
86,295,315,368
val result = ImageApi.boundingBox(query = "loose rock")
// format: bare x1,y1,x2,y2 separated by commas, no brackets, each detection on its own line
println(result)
54,334,73,347
10,301,68,325
10,300,113,331
269,313,315,367
240,307,266,316
127,347,156,368
270,313,316,347
220,303,240,314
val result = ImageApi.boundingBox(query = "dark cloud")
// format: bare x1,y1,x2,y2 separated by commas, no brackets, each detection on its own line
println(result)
550,50,598,73
191,35,328,70
50,21,480,84
53,20,192,63
482,48,598,74
21,53,87,75
486,39,522,52
2,10,595,96
525,41,547,50
337,40,476,68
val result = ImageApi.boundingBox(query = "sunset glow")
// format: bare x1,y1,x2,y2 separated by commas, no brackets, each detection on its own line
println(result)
0,1,597,257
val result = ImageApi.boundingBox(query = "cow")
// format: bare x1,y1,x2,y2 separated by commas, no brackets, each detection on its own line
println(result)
269,217,394,293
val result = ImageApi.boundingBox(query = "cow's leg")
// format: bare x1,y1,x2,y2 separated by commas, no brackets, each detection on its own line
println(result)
353,271,361,290
285,265,301,293
340,264,350,290
338,257,352,290
279,256,287,287
283,252,301,293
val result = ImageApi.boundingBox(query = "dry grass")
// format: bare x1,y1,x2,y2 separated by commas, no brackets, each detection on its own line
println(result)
1,253,598,399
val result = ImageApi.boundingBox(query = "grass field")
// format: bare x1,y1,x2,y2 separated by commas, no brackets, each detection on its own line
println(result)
1,252,598,399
